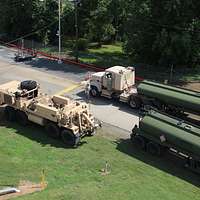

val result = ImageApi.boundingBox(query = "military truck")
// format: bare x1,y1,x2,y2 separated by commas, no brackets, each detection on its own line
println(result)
89,68,200,115
0,80,99,147
89,66,138,108
131,110,200,173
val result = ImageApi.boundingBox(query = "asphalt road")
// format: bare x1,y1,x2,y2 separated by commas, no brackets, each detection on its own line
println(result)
0,45,139,133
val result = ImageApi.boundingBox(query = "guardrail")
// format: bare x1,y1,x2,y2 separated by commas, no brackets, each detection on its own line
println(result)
0,40,144,81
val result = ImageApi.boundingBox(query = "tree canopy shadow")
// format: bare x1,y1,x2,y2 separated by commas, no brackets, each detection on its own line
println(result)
115,138,200,187
75,50,130,68
24,57,89,75
72,50,200,82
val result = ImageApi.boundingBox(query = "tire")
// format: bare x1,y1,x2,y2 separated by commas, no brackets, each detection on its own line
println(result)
90,86,100,97
16,110,29,126
61,129,80,147
20,80,38,98
4,106,16,122
88,129,96,136
20,80,37,91
129,95,141,109
132,135,146,150
45,122,60,139
146,142,161,156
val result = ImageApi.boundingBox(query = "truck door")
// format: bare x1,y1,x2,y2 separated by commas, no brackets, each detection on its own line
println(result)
105,72,112,91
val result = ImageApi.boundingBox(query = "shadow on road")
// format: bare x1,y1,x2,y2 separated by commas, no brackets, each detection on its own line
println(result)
115,138,200,188
76,90,140,116
25,58,88,75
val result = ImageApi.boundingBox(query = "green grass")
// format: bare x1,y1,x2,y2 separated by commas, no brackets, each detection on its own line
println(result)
77,43,130,68
135,64,200,82
0,121,200,200
41,43,130,68
40,42,200,82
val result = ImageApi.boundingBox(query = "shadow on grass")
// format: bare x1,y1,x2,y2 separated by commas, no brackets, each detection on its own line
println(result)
115,138,200,187
10,42,199,83
135,64,200,82
71,50,200,82
72,51,130,68
0,108,87,149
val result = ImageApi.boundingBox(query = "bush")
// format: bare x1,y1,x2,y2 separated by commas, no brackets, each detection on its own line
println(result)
63,39,74,49
75,38,88,51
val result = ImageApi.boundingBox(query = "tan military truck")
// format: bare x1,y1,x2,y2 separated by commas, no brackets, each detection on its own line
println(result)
89,66,140,108
0,80,99,147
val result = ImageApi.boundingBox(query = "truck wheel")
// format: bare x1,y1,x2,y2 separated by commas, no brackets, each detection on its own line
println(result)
4,106,16,122
16,111,28,126
88,129,96,136
147,142,161,156
90,86,100,97
45,122,60,139
132,135,146,150
129,95,141,109
61,129,80,147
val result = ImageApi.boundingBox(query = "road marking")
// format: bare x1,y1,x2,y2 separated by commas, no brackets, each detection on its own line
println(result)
56,84,80,95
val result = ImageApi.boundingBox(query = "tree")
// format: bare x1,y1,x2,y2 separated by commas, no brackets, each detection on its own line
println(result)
0,0,59,43
0,0,34,38
124,0,200,67
78,0,115,45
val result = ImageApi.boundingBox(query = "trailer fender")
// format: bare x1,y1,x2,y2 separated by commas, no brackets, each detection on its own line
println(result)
128,95,142,109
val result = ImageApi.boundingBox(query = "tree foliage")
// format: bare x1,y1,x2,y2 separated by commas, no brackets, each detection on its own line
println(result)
0,0,199,66
124,0,200,66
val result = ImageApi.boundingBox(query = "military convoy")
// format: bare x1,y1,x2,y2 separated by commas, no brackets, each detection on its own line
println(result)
0,80,99,147
0,65,199,174
89,65,200,173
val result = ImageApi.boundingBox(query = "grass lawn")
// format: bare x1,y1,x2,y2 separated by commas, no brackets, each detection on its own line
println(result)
77,43,130,68
0,121,200,200
40,42,200,82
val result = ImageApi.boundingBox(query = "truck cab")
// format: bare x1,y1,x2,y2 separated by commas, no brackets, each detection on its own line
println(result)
89,66,140,108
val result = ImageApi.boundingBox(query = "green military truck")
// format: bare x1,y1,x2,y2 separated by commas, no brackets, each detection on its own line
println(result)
131,110,200,173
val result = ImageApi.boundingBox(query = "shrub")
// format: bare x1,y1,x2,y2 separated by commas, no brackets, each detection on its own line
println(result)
75,38,88,51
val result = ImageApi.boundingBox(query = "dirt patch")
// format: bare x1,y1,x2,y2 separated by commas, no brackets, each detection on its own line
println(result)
0,181,45,200
182,82,200,92
175,81,200,92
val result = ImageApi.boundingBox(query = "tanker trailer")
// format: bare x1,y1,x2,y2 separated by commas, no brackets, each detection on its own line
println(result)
137,80,200,115
131,110,200,173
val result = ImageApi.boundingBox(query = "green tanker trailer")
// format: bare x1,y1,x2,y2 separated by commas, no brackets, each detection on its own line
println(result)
131,110,200,173
137,80,200,115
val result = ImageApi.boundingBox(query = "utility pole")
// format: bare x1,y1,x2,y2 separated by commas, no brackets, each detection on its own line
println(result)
69,0,80,63
169,64,174,83
75,1,79,63
58,0,62,64
39,0,62,63
21,38,24,57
